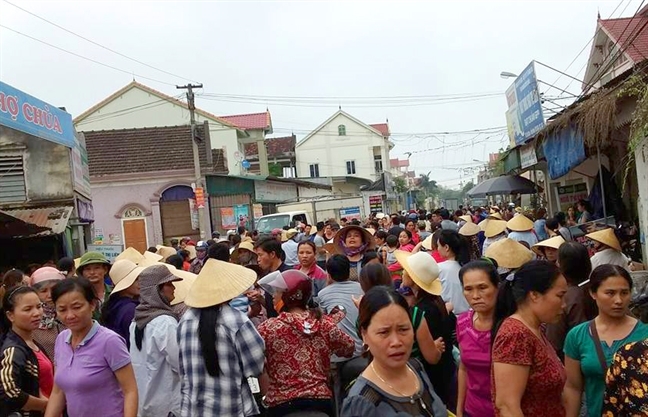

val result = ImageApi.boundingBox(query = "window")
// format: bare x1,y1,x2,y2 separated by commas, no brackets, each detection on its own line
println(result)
309,163,320,178
0,154,26,203
346,160,356,175
338,124,346,136
374,154,383,173
123,207,145,218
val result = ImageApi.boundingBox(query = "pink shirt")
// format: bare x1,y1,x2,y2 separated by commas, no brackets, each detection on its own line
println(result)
456,310,494,417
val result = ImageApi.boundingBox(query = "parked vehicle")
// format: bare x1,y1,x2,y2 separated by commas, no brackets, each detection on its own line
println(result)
255,197,365,233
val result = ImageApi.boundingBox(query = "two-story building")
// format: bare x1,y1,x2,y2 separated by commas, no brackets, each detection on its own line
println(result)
0,81,92,268
296,110,393,195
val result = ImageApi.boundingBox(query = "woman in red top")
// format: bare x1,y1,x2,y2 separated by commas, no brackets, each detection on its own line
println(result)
257,270,354,417
491,260,568,417
405,220,420,245
295,241,327,297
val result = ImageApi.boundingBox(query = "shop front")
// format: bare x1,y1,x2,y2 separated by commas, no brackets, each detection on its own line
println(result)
0,81,92,268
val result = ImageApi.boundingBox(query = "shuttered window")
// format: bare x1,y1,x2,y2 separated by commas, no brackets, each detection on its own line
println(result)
0,154,26,203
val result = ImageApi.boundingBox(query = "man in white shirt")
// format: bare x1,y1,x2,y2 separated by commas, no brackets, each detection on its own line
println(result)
281,229,300,267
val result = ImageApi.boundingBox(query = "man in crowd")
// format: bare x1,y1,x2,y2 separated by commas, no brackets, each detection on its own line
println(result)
439,208,459,231
388,216,405,237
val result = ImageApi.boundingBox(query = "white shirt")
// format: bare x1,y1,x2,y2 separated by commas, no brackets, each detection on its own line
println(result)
590,248,630,271
508,230,539,250
282,239,299,267
438,260,470,315
130,315,181,417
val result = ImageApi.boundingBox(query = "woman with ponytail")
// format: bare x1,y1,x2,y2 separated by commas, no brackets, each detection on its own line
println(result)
437,230,471,315
491,260,568,417
257,269,354,416
177,259,265,417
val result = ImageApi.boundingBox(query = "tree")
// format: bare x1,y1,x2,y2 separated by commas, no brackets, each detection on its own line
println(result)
418,173,439,199
393,176,408,194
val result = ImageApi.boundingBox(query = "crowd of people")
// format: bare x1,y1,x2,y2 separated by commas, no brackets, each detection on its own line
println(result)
0,201,646,416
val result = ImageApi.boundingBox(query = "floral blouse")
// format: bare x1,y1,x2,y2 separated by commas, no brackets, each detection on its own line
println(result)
603,338,648,416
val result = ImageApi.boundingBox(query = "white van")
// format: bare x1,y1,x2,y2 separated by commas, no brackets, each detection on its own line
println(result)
255,211,312,233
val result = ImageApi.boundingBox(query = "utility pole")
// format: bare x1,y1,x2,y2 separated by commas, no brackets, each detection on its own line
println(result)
177,83,211,240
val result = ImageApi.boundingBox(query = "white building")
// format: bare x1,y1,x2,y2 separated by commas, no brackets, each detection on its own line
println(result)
296,110,393,195
74,81,269,176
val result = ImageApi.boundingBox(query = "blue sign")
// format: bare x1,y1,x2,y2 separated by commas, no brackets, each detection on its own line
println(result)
242,159,251,170
0,81,75,148
505,62,545,146
339,206,361,220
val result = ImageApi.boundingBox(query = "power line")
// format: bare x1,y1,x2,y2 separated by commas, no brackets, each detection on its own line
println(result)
580,0,647,97
2,0,198,84
75,95,185,125
199,91,504,101
545,0,629,96
0,24,177,87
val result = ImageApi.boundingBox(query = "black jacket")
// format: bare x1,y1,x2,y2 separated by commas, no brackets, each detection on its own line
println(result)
0,330,42,417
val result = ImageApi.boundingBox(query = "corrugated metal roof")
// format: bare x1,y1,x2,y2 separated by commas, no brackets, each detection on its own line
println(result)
1,206,73,236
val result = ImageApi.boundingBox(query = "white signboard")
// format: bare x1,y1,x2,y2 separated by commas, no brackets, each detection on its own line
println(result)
520,143,538,169
87,244,123,263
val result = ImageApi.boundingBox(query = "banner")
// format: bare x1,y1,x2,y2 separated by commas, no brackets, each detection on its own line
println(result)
87,244,123,263
557,183,588,212
339,206,361,220
0,81,75,148
220,207,236,229
520,143,538,169
253,204,264,220
234,204,249,229
369,195,383,213
189,198,199,230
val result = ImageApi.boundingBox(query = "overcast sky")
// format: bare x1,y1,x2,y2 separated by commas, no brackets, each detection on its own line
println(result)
0,0,636,188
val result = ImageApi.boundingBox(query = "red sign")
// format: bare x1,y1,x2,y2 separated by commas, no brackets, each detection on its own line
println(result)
194,187,205,209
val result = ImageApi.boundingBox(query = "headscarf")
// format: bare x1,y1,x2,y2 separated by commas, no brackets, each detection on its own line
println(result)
337,228,369,257
134,265,178,330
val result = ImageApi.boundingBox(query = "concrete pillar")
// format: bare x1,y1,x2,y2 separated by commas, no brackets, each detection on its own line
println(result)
150,199,163,245
257,139,270,176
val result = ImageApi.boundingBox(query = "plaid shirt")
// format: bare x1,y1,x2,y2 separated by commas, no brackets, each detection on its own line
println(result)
178,304,265,416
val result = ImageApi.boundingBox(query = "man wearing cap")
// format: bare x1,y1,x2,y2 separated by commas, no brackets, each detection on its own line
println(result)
281,229,300,267
189,241,209,274
76,251,112,321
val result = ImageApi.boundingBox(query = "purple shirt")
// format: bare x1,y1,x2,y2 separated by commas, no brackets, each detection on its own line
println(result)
54,321,131,417
456,310,494,417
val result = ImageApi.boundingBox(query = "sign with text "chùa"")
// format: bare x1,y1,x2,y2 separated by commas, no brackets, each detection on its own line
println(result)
0,81,75,148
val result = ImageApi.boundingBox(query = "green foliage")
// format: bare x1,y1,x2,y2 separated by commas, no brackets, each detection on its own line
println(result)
617,73,648,190
393,176,408,194
268,163,283,177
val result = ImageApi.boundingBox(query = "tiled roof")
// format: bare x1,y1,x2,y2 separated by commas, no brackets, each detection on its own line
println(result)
83,125,227,177
389,158,410,168
244,135,296,160
370,123,390,137
220,111,272,131
600,16,648,63
74,81,239,129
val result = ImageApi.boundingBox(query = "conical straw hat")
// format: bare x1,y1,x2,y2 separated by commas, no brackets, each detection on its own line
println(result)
507,215,534,232
532,235,566,256
421,235,433,250
156,246,176,262
485,238,534,269
394,251,442,295
143,251,163,263
488,212,503,220
484,220,508,238
114,247,144,264
586,228,622,252
459,222,481,237
184,259,256,308
459,215,473,223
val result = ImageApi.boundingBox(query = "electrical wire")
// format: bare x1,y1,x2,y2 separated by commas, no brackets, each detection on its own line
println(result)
75,95,185,125
579,0,647,96
199,91,503,101
0,24,177,87
545,0,629,96
2,0,199,84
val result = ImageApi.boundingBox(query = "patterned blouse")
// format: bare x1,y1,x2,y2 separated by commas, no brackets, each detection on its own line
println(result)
603,338,648,416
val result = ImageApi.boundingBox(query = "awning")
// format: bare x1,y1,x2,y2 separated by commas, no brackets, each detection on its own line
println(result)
0,206,73,238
